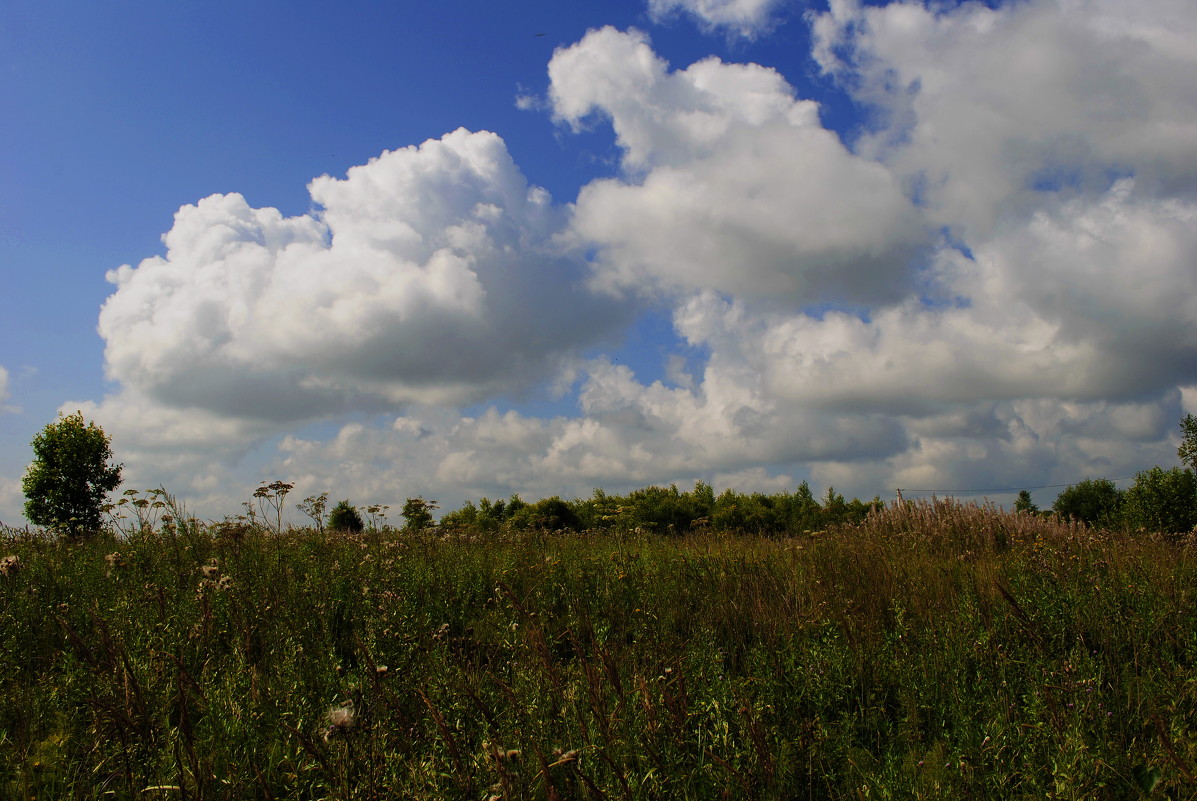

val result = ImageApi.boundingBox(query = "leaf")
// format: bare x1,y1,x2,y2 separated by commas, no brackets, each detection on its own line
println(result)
1133,764,1162,794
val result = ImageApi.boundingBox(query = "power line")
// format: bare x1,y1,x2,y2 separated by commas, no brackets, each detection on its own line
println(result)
897,474,1140,495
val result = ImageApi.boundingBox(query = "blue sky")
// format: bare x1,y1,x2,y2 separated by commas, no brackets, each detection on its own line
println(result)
3,0,1196,525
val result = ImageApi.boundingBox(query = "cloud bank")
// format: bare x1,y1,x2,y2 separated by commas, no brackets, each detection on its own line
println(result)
42,0,1197,523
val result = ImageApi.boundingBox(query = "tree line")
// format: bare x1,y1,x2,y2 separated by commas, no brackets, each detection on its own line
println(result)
16,411,1197,539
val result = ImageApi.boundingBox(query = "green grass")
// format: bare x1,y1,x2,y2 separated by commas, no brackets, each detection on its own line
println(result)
1,499,1195,799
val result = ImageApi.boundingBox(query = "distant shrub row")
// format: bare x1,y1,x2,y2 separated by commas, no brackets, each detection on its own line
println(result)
438,481,881,536
1047,467,1197,535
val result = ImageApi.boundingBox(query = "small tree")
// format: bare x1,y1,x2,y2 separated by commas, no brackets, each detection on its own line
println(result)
1123,466,1197,536
1052,478,1123,528
401,497,438,533
1179,414,1197,472
22,411,123,539
327,500,364,533
1013,490,1039,514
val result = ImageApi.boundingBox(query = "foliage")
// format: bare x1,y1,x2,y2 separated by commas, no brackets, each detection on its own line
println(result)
506,495,581,531
1,502,1193,799
438,499,479,531
1179,413,1197,472
401,497,438,533
1052,477,1124,528
21,411,123,539
1013,489,1039,514
1122,466,1197,536
327,499,364,533
441,480,879,537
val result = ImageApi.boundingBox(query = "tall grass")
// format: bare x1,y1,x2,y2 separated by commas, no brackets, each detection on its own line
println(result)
1,499,1194,799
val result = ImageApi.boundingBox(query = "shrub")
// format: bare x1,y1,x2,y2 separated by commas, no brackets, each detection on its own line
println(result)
327,500,364,533
439,500,478,531
22,411,123,539
622,483,711,533
533,496,582,531
1179,413,1197,472
401,497,438,533
1122,466,1197,535
1052,478,1123,528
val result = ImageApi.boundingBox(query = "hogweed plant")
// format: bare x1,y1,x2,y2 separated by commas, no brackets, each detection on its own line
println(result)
254,480,295,533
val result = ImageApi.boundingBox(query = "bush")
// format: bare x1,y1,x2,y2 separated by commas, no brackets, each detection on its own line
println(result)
327,500,364,533
622,483,711,533
1052,478,1123,528
401,497,438,533
22,411,123,539
1123,466,1197,536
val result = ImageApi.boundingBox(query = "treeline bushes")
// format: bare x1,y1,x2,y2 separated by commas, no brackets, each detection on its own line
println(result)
439,481,881,535
435,465,1197,538
1049,466,1197,535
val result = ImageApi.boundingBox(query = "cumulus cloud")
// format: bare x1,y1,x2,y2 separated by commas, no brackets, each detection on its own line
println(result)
811,0,1197,236
68,3,1197,522
98,128,629,423
550,27,930,305
648,0,784,38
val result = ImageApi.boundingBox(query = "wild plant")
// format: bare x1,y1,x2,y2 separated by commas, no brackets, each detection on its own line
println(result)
2,501,1193,799
253,480,294,533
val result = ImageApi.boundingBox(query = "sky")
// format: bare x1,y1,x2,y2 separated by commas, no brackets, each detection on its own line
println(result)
2,0,1196,526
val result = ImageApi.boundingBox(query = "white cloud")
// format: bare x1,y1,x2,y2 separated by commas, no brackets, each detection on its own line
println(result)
0,366,13,413
648,0,784,38
64,4,1197,524
550,26,929,304
98,128,629,423
811,0,1197,236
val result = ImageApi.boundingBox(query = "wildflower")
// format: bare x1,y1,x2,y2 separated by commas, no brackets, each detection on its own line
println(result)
324,701,356,741
200,561,220,579
0,555,20,577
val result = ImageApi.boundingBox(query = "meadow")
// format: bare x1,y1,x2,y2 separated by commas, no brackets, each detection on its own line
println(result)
1,498,1195,800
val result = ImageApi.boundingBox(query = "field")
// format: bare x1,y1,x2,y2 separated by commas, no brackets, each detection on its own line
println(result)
2,499,1195,800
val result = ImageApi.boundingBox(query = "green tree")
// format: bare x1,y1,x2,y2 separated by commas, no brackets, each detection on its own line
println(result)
401,497,438,533
22,411,123,539
327,500,364,533
1013,490,1039,514
1179,413,1197,472
1123,466,1197,536
1052,478,1123,528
